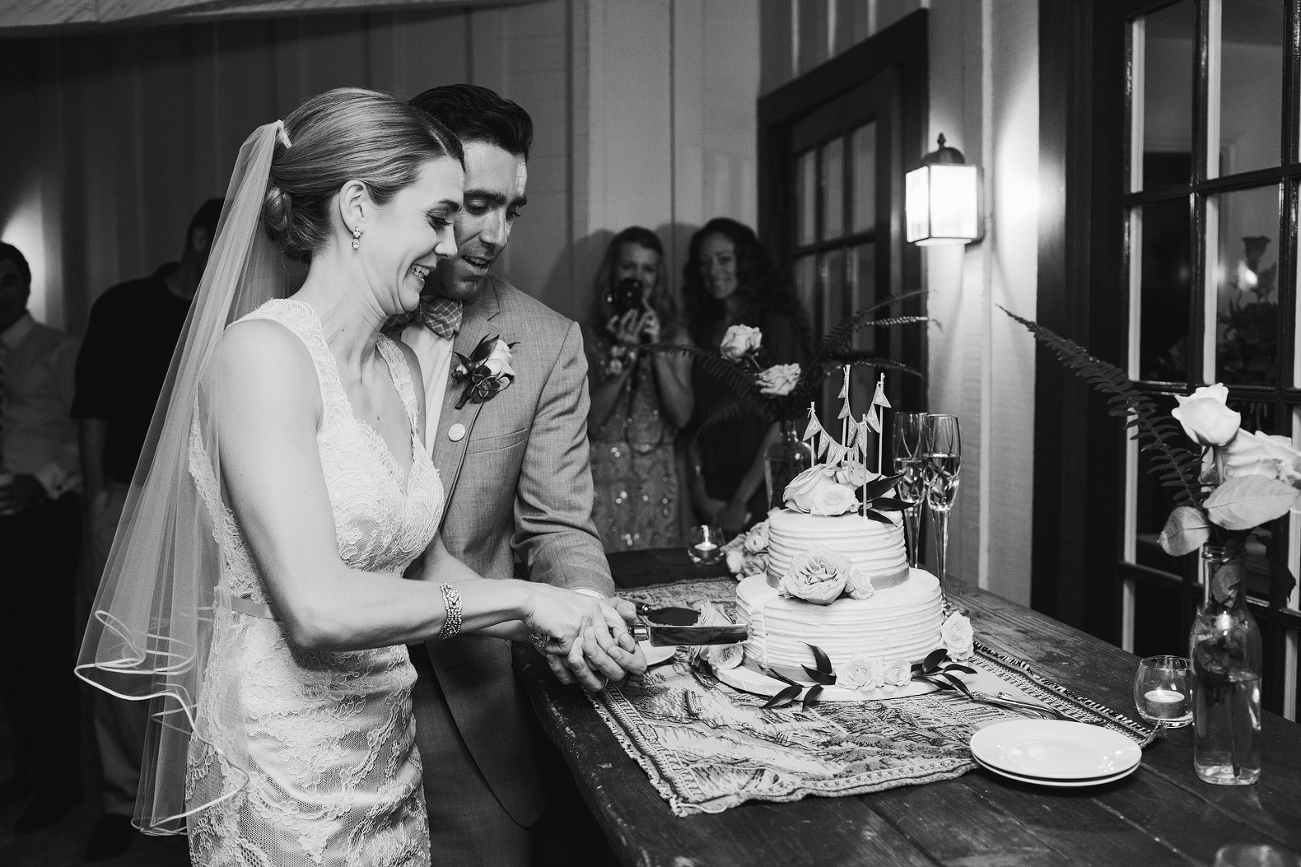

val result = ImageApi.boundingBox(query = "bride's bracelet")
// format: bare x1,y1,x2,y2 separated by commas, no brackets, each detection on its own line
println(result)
437,583,462,640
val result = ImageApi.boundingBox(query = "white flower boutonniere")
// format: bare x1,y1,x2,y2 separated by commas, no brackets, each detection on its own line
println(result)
452,335,516,409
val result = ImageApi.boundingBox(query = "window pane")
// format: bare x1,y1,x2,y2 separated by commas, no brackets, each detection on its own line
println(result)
1138,199,1193,382
850,122,877,234
1134,393,1186,576
849,243,876,352
794,254,817,333
796,150,817,247
1213,185,1280,387
1217,0,1285,176
821,138,845,240
1136,0,1195,190
820,248,846,336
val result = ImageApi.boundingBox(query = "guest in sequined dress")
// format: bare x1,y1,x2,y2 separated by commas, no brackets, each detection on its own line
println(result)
583,228,693,550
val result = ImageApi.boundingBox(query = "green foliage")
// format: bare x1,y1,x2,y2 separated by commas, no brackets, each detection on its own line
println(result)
1001,307,1203,508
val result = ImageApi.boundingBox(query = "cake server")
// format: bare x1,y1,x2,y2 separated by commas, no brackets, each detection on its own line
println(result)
629,604,749,647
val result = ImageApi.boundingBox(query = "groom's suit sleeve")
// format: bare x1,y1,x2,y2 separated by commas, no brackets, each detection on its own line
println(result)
512,319,616,597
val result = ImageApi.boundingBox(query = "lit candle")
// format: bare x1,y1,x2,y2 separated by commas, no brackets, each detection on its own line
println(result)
694,542,718,551
1144,688,1184,704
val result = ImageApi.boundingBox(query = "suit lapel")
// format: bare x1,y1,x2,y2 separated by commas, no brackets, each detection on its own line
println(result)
432,280,504,510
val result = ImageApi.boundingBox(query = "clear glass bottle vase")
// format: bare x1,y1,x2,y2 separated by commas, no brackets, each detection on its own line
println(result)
764,418,814,512
1190,543,1263,785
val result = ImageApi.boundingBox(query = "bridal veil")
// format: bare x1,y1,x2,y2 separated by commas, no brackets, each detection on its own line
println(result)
76,121,297,834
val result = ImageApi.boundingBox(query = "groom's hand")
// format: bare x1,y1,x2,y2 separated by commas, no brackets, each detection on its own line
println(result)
545,598,646,691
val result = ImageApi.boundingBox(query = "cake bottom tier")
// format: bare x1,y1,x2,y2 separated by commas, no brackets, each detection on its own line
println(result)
734,569,944,672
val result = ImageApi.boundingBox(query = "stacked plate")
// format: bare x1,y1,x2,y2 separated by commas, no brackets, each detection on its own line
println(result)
969,719,1142,787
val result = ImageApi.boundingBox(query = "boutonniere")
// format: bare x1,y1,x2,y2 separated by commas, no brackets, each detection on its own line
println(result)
451,334,516,409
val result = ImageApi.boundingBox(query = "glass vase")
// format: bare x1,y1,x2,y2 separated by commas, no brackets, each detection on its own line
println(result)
1190,544,1263,786
764,418,814,512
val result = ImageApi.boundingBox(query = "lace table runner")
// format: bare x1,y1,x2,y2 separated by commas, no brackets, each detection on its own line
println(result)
592,579,1156,817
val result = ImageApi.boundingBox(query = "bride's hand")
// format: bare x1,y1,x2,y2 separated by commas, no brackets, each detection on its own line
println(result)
526,588,646,691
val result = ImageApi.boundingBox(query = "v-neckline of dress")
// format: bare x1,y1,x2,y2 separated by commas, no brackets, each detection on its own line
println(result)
286,299,418,490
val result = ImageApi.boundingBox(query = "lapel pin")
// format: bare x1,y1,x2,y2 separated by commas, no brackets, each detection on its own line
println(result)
448,423,466,442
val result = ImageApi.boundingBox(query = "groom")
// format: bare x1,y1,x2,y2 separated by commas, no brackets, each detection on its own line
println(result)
402,84,644,865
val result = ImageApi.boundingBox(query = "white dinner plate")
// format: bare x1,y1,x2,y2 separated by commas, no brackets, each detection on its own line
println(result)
969,719,1142,781
972,754,1139,788
638,642,677,667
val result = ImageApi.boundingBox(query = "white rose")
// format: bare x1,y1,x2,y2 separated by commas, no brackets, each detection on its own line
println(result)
883,658,912,688
810,481,859,516
834,461,872,488
1221,431,1301,486
845,568,875,600
778,547,852,604
757,363,801,396
1172,384,1240,446
725,548,746,576
719,324,763,361
839,654,876,690
940,612,975,660
744,520,769,552
482,338,515,379
783,465,839,512
704,643,744,670
740,552,769,578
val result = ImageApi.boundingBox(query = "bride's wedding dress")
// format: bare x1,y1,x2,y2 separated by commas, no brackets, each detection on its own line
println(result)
185,299,442,866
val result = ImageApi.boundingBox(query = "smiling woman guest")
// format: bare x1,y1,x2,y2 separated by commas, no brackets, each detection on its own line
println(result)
682,217,807,535
76,88,638,866
583,227,693,550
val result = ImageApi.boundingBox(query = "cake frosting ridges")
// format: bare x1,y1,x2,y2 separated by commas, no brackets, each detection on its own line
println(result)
736,572,943,671
765,509,909,586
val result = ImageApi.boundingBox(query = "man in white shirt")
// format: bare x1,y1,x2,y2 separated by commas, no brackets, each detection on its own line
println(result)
0,241,84,833
400,85,644,866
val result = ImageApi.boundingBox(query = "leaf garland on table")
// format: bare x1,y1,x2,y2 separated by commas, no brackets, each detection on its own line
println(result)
911,649,978,700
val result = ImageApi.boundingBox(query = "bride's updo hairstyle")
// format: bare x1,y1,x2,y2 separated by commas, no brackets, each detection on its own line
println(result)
263,87,463,262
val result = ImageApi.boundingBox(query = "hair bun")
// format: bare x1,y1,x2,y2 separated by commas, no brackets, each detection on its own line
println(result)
262,184,292,238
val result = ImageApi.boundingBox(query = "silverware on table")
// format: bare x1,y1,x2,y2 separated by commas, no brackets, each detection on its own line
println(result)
967,691,1069,721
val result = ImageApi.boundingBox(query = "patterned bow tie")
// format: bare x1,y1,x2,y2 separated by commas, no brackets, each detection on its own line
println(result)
394,295,462,339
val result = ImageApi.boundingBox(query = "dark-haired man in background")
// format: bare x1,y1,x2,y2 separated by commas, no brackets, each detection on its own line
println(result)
400,85,643,865
72,198,222,861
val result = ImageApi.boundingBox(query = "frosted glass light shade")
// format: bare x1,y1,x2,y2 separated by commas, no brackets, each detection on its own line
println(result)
905,162,983,245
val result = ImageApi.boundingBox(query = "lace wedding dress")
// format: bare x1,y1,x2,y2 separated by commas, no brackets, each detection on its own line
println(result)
185,299,442,867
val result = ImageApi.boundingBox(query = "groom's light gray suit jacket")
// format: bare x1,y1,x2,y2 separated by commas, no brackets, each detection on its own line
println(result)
418,274,614,825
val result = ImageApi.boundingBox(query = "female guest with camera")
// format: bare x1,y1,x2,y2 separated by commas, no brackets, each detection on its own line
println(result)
583,227,693,550
683,218,807,535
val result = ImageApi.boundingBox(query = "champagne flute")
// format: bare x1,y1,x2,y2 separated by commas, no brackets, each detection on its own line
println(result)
891,412,928,568
921,415,961,601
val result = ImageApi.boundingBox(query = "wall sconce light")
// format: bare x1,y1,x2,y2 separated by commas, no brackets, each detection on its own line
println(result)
905,133,984,246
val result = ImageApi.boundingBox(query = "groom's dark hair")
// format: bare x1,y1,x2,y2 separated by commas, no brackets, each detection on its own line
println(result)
408,84,533,161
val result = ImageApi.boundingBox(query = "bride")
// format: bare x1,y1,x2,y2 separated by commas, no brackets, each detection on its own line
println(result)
77,88,639,866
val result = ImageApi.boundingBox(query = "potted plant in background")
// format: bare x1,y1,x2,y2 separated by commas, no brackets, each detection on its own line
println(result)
1005,307,1301,786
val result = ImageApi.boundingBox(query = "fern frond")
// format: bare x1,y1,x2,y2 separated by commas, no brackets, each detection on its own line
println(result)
817,290,932,362
1001,306,1202,506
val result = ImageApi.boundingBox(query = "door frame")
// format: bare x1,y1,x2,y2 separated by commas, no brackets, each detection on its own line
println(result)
756,9,929,413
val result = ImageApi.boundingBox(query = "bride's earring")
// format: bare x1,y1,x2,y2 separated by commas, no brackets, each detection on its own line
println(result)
351,225,363,250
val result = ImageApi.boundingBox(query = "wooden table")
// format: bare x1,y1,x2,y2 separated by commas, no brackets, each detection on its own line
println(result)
516,549,1301,866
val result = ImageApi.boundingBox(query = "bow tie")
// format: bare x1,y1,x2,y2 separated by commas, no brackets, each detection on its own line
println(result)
398,296,462,339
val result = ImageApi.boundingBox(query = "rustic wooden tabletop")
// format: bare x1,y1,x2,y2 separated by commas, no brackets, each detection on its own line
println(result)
516,548,1301,867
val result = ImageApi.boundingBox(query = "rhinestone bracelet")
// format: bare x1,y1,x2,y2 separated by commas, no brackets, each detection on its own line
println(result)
437,583,462,640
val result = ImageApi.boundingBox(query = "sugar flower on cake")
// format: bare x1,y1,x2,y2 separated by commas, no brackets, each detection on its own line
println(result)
779,547,854,604
839,654,885,691
686,603,744,671
783,465,859,517
834,461,873,488
940,611,975,660
883,657,912,688
722,521,770,579
844,567,875,600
